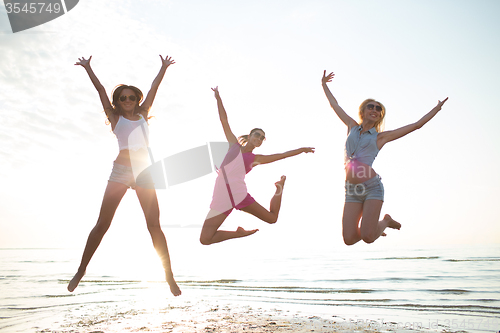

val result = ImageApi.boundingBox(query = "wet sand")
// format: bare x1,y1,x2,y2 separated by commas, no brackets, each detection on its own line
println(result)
36,301,444,333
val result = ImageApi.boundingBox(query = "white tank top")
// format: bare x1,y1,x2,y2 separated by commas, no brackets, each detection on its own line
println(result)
113,114,149,151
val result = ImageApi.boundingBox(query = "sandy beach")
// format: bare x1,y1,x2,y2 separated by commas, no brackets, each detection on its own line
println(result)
2,245,499,333
34,300,446,333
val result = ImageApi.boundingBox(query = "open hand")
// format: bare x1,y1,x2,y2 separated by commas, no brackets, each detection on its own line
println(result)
322,70,334,84
302,147,315,154
160,55,175,67
75,56,92,67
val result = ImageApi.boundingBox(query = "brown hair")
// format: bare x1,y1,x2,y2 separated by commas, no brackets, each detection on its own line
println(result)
358,99,386,132
104,84,153,125
111,84,144,114
238,128,265,146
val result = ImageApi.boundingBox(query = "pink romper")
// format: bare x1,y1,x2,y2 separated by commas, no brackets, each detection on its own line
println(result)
210,143,256,216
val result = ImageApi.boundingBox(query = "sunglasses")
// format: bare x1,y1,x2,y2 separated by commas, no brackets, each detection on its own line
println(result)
253,132,266,141
366,104,382,112
119,95,137,102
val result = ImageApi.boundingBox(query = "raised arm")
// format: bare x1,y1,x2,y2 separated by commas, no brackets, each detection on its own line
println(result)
212,86,238,145
254,147,315,165
141,55,175,113
322,71,357,129
75,56,113,116
377,98,449,149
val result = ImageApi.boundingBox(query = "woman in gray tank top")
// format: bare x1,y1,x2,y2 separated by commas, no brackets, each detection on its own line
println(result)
322,70,448,245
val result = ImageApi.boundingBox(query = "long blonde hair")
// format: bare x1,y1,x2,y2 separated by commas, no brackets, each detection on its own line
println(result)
238,128,265,145
358,99,386,132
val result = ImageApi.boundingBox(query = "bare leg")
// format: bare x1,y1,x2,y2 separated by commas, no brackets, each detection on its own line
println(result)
360,200,401,244
136,186,181,296
342,202,363,245
199,176,286,245
200,210,258,245
68,181,128,292
241,175,286,223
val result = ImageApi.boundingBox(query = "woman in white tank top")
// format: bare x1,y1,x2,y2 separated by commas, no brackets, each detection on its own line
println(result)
68,55,181,297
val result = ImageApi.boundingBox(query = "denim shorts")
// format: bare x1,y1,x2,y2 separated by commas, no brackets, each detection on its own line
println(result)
108,162,155,190
345,175,384,203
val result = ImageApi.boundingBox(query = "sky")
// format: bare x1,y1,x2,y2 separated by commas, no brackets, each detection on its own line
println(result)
0,0,499,251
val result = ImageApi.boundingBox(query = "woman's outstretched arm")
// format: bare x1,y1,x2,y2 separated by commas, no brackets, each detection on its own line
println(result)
212,86,238,145
75,56,113,117
254,147,315,165
377,98,449,149
141,55,175,113
322,70,357,129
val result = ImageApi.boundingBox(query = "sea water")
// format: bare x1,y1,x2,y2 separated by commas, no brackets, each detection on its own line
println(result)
1,228,499,332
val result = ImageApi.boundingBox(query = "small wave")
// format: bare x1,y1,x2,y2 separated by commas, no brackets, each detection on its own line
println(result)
84,280,141,284
180,279,241,284
375,303,500,314
6,300,117,311
445,258,500,262
424,289,471,294
370,256,440,260
334,298,392,302
182,282,376,294
6,307,42,311
242,294,392,303
386,277,431,282
239,294,500,314
338,289,374,294
43,294,75,298
314,277,431,283
58,279,141,284
261,287,375,294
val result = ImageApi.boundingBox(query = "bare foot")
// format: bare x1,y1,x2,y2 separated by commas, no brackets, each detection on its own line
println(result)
67,269,85,292
381,232,387,237
275,175,286,195
384,214,401,230
235,226,259,238
166,273,182,297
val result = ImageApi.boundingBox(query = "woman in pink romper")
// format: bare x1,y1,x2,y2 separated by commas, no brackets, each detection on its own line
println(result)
200,87,315,245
